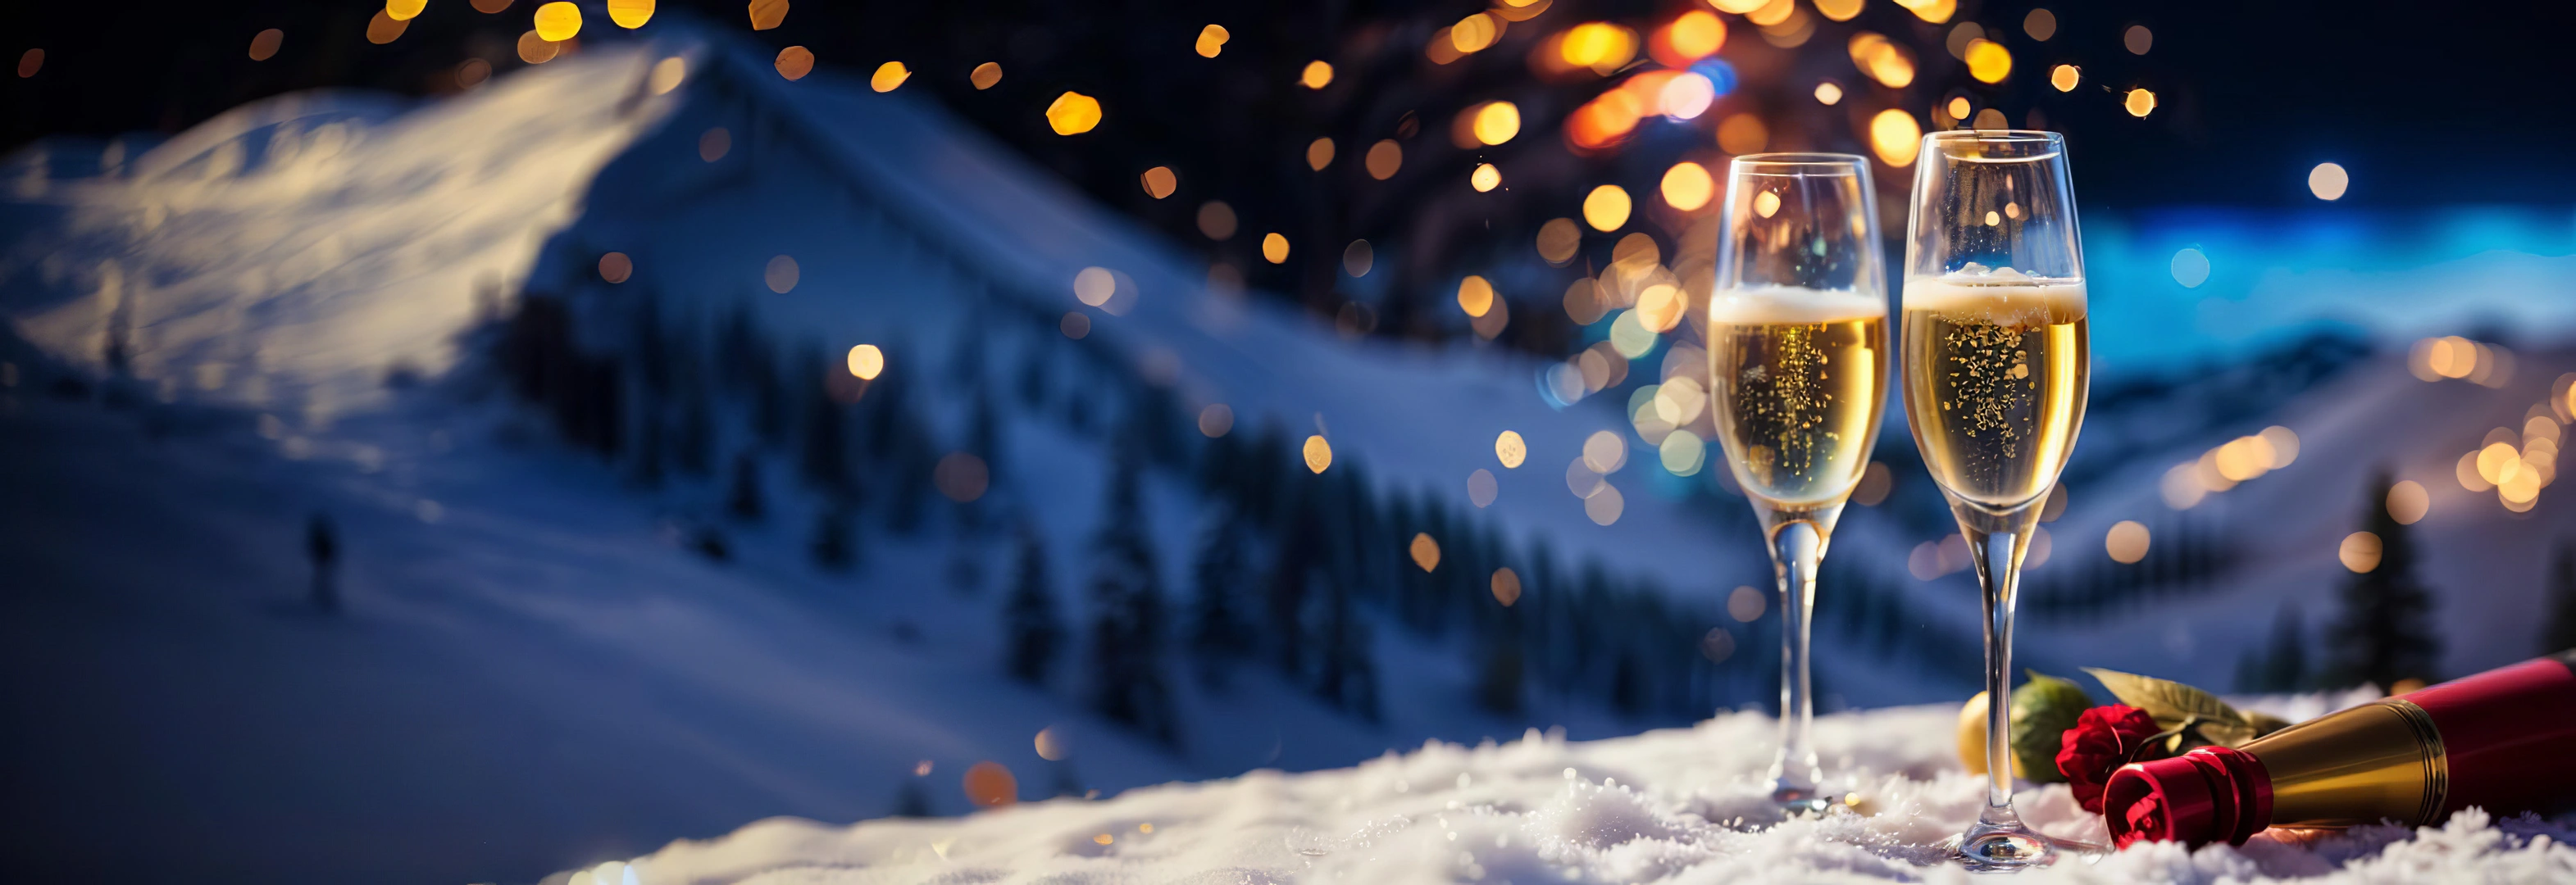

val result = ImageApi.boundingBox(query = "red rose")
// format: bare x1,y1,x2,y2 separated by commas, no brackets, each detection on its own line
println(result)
2057,704,2164,814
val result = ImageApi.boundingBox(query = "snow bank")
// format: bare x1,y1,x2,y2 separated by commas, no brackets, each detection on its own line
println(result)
568,702,2575,885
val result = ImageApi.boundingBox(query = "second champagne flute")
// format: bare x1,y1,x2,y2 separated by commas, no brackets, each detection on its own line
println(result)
1705,153,1891,815
1900,129,2091,871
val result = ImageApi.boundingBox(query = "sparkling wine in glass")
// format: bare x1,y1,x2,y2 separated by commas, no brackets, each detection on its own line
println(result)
1705,153,1890,815
1901,130,2089,870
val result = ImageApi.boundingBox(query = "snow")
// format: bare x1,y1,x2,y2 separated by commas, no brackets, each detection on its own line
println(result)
563,701,2576,885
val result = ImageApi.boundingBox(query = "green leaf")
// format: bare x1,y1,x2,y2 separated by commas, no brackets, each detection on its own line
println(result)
2082,667,2254,747
2245,711,2292,739
2009,670,2094,783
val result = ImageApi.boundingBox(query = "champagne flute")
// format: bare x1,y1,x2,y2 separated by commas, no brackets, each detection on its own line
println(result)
1705,153,1890,815
1900,130,2089,870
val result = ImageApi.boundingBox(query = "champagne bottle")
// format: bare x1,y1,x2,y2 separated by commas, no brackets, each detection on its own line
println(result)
2104,651,2576,847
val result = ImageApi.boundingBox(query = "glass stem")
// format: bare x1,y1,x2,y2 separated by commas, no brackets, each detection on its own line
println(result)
1766,517,1827,800
1974,527,2020,814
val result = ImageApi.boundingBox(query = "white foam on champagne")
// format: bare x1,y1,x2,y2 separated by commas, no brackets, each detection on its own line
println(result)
1707,284,1887,324
1903,276,2088,320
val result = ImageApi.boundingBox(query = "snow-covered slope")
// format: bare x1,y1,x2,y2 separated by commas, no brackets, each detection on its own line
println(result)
0,52,676,423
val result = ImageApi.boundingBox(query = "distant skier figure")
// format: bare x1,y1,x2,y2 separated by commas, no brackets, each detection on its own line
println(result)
307,513,339,614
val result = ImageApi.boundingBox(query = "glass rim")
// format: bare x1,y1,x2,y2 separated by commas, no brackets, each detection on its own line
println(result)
1730,152,1868,175
1921,129,2064,145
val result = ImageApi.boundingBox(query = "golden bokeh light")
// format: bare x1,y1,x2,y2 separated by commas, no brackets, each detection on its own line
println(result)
971,62,1004,89
1491,568,1522,606
2050,64,2080,92
1306,138,1335,170
1853,461,1892,506
387,0,426,20
1451,13,1500,53
764,255,799,293
1471,163,1501,192
1262,233,1290,264
1584,483,1625,525
2105,520,2150,564
1946,97,1972,121
774,47,813,80
1409,533,1442,571
2339,531,2382,573
471,0,511,11
2457,450,2493,492
598,252,632,284
699,127,730,161
1582,429,1627,474
1035,727,1067,761
1747,0,1795,26
1457,276,1496,318
1814,81,1844,105
456,57,492,88
1301,61,1334,89
1973,107,2009,130
1303,435,1333,474
1869,110,1923,166
1658,11,1727,64
2309,162,2349,200
1195,200,1237,239
2124,88,2158,118
872,61,911,93
1848,34,1916,88
1659,429,1706,474
935,453,989,502
2260,425,2301,467
846,344,885,380
748,0,788,30
248,29,284,61
1495,430,1527,468
1560,23,1638,71
1046,92,1103,135
1660,161,1713,211
515,29,563,63
1905,0,1956,24
1716,113,1768,155
1364,139,1403,179
1073,267,1115,306
1468,469,1499,507
649,57,686,93
1582,185,1632,232
1814,0,1863,21
1536,218,1581,265
1195,24,1230,58
2387,479,2428,525
2025,8,2057,40
1140,166,1178,199
533,2,581,41
1472,102,1522,146
1964,39,2011,84
1342,239,1374,278
2124,25,2154,55
608,0,653,27
374,12,416,45
1197,404,1233,438
1636,284,1686,333
963,761,1017,807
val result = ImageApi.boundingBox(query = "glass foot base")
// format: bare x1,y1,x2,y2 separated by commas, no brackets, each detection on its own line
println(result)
1940,825,2108,873
1769,783,1836,817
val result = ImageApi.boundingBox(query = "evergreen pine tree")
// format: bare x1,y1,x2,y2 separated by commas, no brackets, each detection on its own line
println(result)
1087,450,1181,746
1189,513,1256,688
892,777,934,818
2542,539,2576,654
810,503,854,571
2261,602,2308,692
2329,470,2442,689
675,382,714,477
1003,524,1065,684
726,452,765,522
801,358,849,492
